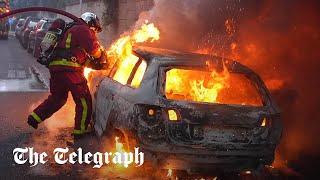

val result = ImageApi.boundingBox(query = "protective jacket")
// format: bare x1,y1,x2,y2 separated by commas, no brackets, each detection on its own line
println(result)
49,22,101,72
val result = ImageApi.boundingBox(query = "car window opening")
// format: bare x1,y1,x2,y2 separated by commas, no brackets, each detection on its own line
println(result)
112,55,147,88
131,60,147,88
165,68,263,106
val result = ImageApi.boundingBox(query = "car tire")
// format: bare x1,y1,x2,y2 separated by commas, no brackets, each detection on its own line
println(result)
32,43,36,57
22,41,27,49
34,39,40,58
22,37,27,49
19,38,24,48
27,41,32,53
251,164,265,178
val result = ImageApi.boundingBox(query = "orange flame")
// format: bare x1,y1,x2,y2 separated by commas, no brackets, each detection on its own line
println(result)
107,22,159,85
84,68,94,79
166,64,230,103
167,169,173,177
84,21,160,82
115,136,125,153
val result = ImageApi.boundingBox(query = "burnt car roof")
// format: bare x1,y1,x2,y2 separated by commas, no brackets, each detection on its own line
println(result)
133,46,208,59
133,46,223,63
132,46,278,109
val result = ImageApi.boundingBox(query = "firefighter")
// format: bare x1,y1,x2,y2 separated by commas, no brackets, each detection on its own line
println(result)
27,12,107,139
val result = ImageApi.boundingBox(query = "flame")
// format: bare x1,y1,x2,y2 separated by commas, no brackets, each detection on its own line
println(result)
167,169,173,177
84,68,94,79
115,136,125,153
107,21,160,85
261,118,267,127
84,21,159,83
166,64,230,103
225,18,236,37
133,22,160,43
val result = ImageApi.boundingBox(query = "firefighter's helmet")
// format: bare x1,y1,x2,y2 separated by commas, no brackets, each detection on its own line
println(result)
80,12,102,33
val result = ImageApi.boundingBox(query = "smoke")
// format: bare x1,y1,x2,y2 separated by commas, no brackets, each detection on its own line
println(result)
236,0,320,162
137,0,320,165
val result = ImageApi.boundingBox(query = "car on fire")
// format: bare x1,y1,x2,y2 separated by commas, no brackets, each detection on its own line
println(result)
93,46,282,173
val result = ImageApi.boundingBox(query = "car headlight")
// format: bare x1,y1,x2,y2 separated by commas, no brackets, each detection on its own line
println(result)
167,109,180,121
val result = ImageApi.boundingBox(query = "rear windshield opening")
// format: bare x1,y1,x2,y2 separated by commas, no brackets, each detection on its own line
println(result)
165,68,263,106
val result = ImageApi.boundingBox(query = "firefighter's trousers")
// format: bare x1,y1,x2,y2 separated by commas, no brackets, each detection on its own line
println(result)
29,71,92,135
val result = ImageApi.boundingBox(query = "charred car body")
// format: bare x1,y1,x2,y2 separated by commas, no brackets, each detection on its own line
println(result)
93,47,282,173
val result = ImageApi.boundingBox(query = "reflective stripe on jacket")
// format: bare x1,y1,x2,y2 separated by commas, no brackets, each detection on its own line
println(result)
49,23,100,71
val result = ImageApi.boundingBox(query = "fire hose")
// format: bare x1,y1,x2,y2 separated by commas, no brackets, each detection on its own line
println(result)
0,6,84,24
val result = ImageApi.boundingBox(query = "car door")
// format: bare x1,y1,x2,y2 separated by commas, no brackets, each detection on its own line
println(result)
94,57,147,135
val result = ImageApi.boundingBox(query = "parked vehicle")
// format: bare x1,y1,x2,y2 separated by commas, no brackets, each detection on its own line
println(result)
93,46,282,173
27,24,38,53
0,0,9,40
16,17,40,44
15,18,25,38
28,19,45,53
21,21,37,49
28,19,52,57
0,19,9,40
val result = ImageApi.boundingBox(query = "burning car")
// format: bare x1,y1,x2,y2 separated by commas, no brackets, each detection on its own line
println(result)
93,46,282,173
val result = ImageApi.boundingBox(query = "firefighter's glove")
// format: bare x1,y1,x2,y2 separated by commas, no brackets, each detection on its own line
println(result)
98,49,108,63
89,50,109,70
88,59,108,70
37,55,50,67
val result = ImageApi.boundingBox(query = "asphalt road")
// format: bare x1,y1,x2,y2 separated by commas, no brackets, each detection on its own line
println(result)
0,36,51,178
0,36,302,180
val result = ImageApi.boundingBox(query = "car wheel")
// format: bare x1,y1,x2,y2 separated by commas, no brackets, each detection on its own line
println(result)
22,38,27,49
34,39,40,58
20,38,24,48
251,164,266,177
32,43,36,57
23,41,27,49
27,41,32,53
